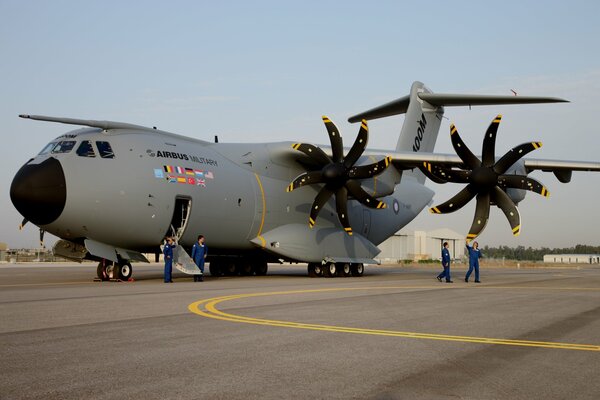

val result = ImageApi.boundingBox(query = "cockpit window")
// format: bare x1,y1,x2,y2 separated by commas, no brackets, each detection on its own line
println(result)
76,140,96,157
38,142,58,155
51,140,76,154
96,141,115,159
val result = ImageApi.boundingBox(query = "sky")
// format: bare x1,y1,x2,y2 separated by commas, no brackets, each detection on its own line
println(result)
1,0,599,249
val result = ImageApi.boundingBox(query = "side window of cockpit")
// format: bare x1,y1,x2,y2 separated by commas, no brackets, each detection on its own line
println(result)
51,140,76,154
38,142,57,155
96,141,115,159
76,141,96,157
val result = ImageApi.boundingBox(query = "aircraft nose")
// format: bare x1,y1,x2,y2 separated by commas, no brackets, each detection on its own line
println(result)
10,157,66,226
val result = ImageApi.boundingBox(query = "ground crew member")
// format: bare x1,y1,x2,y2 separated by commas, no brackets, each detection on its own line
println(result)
163,236,175,283
465,241,482,283
191,235,207,282
437,241,453,283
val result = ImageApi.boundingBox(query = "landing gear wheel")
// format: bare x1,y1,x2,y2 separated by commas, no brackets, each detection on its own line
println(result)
339,263,351,277
308,263,319,277
209,261,223,277
118,262,133,280
239,262,254,276
351,263,364,277
254,261,268,276
323,262,337,277
97,261,110,281
222,261,237,276
314,263,323,277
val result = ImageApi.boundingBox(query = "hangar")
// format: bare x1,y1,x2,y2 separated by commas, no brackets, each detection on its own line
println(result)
376,228,466,263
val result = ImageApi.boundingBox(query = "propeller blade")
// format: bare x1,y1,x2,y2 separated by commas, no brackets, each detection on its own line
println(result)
492,186,522,236
19,218,28,230
286,171,324,192
309,186,334,228
450,123,481,169
466,191,491,243
482,115,502,167
335,187,353,235
322,116,344,163
343,120,369,168
348,156,392,179
291,143,332,166
430,184,477,214
346,180,387,209
494,141,542,174
39,229,46,248
421,163,470,184
498,175,550,197
420,162,448,184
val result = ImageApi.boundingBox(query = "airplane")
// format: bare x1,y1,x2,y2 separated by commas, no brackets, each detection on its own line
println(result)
10,81,600,280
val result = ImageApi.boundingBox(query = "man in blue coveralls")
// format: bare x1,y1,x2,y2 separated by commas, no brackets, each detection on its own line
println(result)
163,236,175,283
465,241,482,283
191,235,207,282
436,241,453,283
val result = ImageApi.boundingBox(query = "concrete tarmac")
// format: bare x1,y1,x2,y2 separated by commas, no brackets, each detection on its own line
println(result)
1,262,599,399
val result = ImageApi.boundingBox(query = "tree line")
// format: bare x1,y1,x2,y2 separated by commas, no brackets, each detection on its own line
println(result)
481,244,600,261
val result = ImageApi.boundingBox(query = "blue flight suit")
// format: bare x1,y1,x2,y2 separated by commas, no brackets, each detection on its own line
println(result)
465,243,482,282
191,242,207,274
437,247,452,282
163,242,175,283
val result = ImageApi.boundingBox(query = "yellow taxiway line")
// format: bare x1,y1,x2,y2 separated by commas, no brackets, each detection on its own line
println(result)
188,286,600,352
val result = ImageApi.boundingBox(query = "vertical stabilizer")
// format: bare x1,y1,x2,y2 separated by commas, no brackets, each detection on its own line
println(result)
395,82,444,183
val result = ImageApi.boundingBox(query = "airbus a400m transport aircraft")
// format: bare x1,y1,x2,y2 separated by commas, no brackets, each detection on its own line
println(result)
10,81,600,280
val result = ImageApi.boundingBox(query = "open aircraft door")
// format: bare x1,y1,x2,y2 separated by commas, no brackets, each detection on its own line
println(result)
164,196,201,275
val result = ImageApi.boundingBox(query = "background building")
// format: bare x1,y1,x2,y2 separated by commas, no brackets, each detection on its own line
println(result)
543,254,600,264
376,228,466,263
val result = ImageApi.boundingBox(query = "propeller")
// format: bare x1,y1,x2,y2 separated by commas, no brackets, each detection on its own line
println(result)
426,115,550,242
287,116,392,235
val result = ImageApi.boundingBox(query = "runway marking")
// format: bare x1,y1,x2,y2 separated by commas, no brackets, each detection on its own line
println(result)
188,286,600,352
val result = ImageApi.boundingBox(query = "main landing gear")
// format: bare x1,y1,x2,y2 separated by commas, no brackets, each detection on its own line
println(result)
96,259,133,281
308,262,364,278
208,258,268,277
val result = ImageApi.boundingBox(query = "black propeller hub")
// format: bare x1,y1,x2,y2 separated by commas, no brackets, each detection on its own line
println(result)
470,166,498,188
322,163,347,186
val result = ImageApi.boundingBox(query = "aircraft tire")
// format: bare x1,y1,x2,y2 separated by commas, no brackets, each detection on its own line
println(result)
351,263,364,277
118,262,133,281
222,261,237,276
254,262,268,276
323,262,337,278
239,262,254,276
313,263,323,277
97,261,110,281
339,263,351,277
308,263,318,277
209,262,223,277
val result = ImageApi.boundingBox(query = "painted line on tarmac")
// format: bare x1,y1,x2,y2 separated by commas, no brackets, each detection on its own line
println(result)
188,286,600,352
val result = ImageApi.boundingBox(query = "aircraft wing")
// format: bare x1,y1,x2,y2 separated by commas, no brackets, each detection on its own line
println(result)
371,150,600,175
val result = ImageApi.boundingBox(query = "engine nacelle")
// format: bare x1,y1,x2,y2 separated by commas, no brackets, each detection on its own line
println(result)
503,160,527,205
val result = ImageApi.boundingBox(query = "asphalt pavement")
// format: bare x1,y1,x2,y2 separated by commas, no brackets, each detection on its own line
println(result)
1,262,599,399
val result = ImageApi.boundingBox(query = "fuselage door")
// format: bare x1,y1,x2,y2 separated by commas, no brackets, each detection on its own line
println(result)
166,197,192,241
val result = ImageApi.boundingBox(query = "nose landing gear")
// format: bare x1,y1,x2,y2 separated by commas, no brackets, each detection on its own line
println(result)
96,259,133,281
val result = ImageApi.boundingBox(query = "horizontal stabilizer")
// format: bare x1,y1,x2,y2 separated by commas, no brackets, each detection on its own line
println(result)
348,93,568,123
